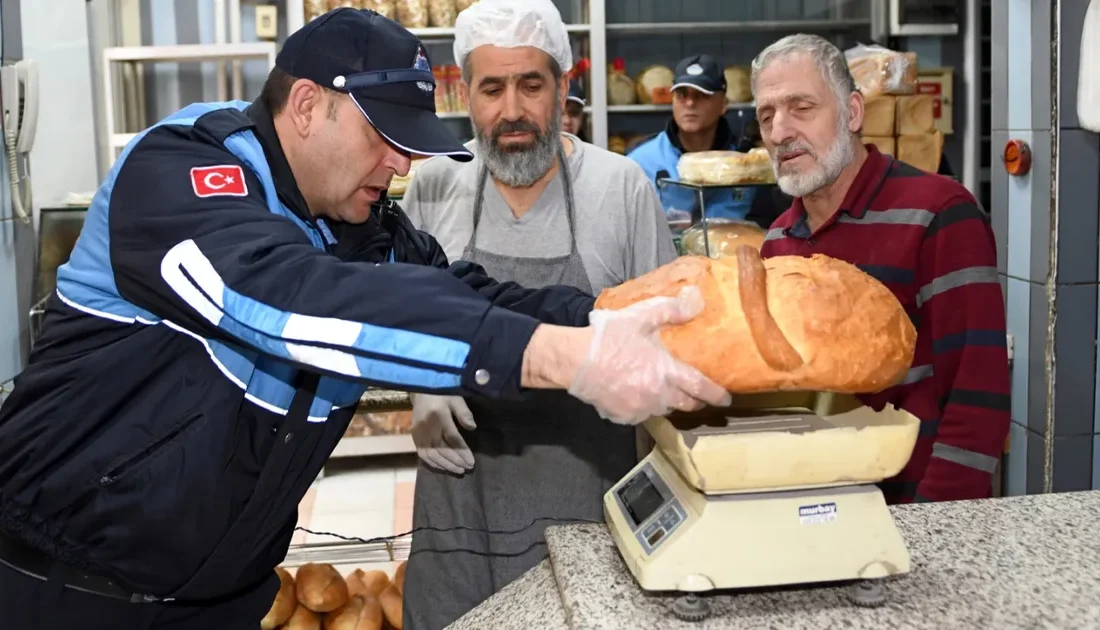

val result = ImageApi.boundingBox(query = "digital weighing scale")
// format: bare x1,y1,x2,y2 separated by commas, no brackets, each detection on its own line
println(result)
604,391,921,621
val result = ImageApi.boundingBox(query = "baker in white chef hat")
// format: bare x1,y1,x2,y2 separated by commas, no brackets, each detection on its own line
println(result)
399,1,681,629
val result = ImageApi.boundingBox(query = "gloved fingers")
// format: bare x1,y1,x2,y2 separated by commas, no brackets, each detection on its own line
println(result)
440,424,476,470
448,397,477,431
423,448,467,475
665,361,732,409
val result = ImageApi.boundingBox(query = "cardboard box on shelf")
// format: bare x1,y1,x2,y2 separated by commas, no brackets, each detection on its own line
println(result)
862,136,896,157
897,131,944,173
916,67,954,135
896,94,936,135
862,95,897,137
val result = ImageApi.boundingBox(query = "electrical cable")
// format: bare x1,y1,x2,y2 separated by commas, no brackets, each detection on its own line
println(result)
293,515,605,557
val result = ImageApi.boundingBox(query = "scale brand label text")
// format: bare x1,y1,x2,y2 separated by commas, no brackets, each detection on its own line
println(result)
798,502,838,525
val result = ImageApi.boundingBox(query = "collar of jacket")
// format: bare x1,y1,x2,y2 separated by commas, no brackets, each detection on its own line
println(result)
665,115,736,154
245,100,403,262
245,100,315,227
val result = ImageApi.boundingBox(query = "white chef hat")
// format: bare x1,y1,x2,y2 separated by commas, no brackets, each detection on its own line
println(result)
453,0,574,77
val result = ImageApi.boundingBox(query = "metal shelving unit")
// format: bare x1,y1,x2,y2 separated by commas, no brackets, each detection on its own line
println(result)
102,42,277,155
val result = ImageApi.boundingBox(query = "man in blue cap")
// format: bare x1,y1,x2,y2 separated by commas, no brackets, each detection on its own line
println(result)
628,53,756,223
562,80,588,141
0,8,729,629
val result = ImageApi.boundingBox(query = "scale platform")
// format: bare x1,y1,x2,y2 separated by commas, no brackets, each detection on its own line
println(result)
604,392,920,617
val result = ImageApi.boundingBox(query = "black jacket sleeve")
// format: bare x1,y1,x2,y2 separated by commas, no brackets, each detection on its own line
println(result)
106,127,539,399
388,204,595,327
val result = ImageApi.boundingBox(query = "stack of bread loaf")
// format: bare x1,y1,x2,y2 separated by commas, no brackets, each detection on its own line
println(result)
261,562,406,630
846,44,943,173
676,147,774,186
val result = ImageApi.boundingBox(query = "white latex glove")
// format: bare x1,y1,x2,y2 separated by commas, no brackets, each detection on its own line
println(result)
410,394,477,474
568,286,732,425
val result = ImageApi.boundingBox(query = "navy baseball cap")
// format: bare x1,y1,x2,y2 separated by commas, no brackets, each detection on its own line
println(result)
567,80,585,106
671,54,726,96
277,8,473,161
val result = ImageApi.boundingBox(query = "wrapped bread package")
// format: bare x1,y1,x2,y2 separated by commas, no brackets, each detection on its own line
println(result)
724,65,752,103
862,135,896,157
395,0,428,28
681,219,766,258
635,65,675,105
454,0,478,10
593,249,917,394
897,131,944,173
896,94,935,134
677,148,774,186
427,0,456,27
360,0,397,20
861,95,896,136
846,44,918,98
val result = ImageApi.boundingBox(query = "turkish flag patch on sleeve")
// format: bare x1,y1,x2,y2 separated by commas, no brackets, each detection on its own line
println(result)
190,165,249,198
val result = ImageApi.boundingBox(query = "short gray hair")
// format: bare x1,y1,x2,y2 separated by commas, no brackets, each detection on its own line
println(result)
750,34,857,110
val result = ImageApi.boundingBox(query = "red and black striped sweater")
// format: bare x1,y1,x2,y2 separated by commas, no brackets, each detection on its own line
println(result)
760,145,1010,504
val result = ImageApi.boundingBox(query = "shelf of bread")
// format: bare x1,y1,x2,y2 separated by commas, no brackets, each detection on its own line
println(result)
263,558,409,630
848,44,948,174
304,1,589,36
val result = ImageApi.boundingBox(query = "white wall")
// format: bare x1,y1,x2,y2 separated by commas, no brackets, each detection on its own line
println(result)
21,0,99,214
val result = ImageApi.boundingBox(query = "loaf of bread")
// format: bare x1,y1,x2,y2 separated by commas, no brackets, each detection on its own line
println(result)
846,45,918,98
861,95,896,136
607,61,636,106
636,65,675,105
324,595,384,630
724,65,752,103
681,220,766,258
359,0,397,19
427,0,456,27
286,603,323,630
347,569,390,598
296,563,350,613
897,131,944,173
261,567,298,630
593,249,916,394
862,135,896,157
379,585,404,629
896,94,935,134
677,148,773,186
393,561,407,594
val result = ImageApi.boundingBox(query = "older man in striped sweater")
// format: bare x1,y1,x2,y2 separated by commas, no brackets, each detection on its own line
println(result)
751,34,1010,504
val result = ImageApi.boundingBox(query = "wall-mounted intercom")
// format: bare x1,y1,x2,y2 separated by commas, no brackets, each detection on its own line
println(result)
1,58,39,223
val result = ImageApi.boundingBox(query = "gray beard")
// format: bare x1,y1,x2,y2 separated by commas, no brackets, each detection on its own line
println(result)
773,114,856,198
475,106,562,187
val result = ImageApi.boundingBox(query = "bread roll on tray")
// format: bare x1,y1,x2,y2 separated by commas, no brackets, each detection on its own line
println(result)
324,594,384,630
296,563,350,613
286,603,323,630
260,566,297,629
594,248,916,394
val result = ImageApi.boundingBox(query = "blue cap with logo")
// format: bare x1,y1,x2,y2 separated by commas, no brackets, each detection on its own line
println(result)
671,54,726,96
276,7,473,161
566,80,586,106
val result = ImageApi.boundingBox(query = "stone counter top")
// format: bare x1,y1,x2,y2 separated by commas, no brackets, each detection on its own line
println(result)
450,491,1100,629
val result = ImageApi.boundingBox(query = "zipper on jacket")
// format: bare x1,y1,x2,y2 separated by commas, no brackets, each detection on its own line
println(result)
99,413,204,487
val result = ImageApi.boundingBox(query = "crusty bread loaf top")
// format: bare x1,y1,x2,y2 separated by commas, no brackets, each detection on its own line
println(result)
594,249,916,394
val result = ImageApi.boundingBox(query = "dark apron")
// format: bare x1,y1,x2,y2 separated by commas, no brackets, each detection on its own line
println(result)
402,152,638,630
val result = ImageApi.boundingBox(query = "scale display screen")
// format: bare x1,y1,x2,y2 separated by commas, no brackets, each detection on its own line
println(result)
617,472,665,528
